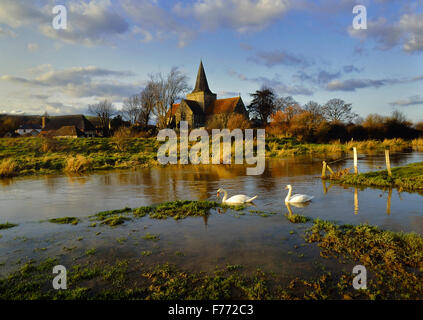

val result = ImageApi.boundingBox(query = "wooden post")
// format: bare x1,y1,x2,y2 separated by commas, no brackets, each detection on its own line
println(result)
353,147,358,175
326,165,334,175
322,161,327,179
385,149,392,177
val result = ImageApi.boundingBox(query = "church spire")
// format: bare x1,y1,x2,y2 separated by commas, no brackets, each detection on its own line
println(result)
192,60,212,94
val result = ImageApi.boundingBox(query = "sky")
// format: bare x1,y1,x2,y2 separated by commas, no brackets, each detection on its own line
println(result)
0,0,422,122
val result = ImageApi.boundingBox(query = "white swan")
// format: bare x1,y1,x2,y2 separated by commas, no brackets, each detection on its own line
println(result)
217,188,258,204
285,185,314,203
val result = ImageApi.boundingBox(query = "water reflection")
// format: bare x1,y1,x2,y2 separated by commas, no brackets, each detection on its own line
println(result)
0,151,422,234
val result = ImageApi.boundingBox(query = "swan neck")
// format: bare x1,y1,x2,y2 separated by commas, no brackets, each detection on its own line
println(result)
285,186,292,202
222,189,228,202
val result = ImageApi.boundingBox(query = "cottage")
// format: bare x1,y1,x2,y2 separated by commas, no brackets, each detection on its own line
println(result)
40,115,96,138
169,61,248,128
15,124,42,136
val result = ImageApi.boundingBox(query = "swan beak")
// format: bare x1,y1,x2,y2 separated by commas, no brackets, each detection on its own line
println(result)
217,192,220,198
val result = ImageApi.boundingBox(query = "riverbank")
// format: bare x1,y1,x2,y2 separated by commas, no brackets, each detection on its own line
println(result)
1,137,422,178
332,161,423,190
0,201,422,299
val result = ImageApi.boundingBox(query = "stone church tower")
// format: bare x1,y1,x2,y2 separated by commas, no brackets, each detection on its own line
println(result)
186,61,217,112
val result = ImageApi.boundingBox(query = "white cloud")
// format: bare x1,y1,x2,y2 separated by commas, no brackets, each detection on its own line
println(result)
122,0,196,48
176,0,290,33
349,13,423,53
27,43,40,52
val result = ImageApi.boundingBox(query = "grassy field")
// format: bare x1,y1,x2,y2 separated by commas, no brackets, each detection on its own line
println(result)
0,137,160,177
0,137,422,178
332,162,423,190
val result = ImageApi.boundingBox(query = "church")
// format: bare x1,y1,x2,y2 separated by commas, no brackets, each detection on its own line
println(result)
169,61,248,128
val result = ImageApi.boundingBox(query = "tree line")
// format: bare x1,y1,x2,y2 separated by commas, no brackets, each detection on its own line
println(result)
248,86,422,142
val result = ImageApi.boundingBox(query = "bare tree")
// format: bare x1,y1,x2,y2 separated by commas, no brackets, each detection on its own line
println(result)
150,67,190,129
322,98,357,123
122,95,141,125
88,99,116,136
139,83,155,127
303,101,323,118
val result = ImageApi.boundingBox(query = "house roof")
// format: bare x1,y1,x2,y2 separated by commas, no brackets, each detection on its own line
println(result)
206,97,242,115
52,126,84,137
42,115,95,132
192,61,212,94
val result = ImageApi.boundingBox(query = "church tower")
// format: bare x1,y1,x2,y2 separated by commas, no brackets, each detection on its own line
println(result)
186,61,217,112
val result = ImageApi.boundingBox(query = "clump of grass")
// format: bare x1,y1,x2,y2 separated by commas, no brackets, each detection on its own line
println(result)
64,155,92,173
285,214,312,224
48,217,79,225
226,264,243,271
0,222,18,230
135,201,220,220
85,248,96,256
101,216,129,227
142,233,160,241
0,159,17,177
93,207,132,220
141,251,152,256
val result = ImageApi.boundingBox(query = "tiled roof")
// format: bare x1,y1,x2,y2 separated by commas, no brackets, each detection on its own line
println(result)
18,124,41,130
206,97,241,115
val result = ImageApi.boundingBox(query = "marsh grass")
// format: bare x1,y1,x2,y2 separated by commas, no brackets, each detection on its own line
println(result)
48,217,79,225
0,222,18,230
334,161,423,190
285,214,312,224
64,155,92,173
0,159,17,177
306,219,423,299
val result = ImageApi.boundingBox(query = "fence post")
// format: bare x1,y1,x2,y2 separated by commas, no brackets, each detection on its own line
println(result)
322,161,327,179
353,147,358,175
385,149,392,177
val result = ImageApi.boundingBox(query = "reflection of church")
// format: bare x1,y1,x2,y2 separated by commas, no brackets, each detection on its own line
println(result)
169,61,248,128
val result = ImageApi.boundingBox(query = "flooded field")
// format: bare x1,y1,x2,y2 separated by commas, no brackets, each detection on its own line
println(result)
0,151,422,296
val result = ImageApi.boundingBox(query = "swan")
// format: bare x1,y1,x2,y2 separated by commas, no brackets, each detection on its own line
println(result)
285,185,314,203
217,188,258,204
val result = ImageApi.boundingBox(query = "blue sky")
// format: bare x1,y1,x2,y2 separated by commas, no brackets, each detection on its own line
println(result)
0,0,422,122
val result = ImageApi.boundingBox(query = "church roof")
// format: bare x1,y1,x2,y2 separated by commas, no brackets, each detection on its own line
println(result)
206,97,242,115
170,97,242,117
192,61,212,94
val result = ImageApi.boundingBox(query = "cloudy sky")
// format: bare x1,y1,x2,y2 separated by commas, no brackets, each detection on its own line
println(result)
0,0,422,121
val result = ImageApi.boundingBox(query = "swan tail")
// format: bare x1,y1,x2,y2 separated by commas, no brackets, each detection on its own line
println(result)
246,195,258,203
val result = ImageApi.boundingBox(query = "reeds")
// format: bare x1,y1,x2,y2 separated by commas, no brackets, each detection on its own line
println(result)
0,159,17,177
64,155,92,173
